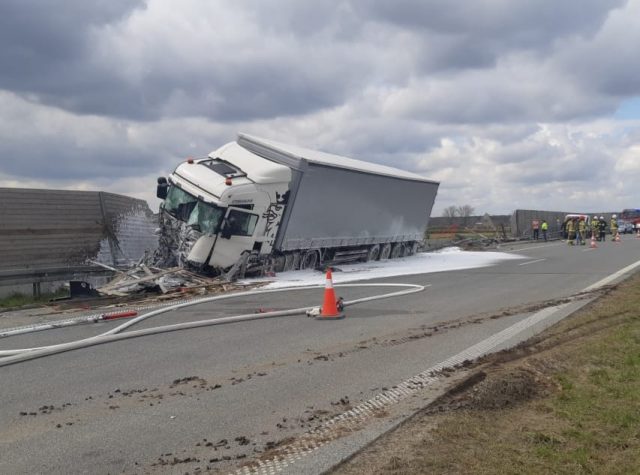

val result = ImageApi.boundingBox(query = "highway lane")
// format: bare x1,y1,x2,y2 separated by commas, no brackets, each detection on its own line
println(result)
2,237,639,474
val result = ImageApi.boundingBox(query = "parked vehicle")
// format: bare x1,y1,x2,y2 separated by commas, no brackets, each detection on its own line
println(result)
156,134,440,278
618,220,635,234
620,209,640,229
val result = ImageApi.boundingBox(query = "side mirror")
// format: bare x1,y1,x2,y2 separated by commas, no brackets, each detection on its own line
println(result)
156,177,168,200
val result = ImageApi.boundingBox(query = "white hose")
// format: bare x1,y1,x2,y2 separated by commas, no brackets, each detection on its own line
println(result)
0,283,426,367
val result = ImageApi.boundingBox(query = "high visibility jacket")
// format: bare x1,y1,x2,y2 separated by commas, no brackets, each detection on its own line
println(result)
610,219,618,231
567,221,575,232
541,222,548,231
578,221,586,233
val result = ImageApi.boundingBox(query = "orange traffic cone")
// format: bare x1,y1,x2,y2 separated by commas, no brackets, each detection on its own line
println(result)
614,232,621,243
636,229,640,238
590,235,597,249
317,268,345,320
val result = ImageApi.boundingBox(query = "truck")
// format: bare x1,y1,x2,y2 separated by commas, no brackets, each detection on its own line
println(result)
155,133,440,279
620,209,640,233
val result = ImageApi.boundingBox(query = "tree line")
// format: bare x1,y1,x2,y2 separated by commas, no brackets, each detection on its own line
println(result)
441,205,475,218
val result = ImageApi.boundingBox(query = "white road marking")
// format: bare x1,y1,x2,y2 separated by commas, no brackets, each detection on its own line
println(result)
502,242,562,252
518,258,546,266
583,257,640,291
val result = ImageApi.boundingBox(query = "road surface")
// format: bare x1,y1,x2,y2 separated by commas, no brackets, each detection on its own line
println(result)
2,237,640,474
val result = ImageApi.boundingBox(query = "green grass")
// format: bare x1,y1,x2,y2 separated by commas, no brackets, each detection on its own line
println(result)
542,322,640,473
0,288,69,309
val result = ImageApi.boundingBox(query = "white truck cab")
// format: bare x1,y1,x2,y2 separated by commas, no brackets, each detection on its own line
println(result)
158,141,291,271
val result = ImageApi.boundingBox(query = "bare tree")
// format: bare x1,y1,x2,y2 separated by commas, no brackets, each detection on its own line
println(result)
442,206,458,218
456,204,475,217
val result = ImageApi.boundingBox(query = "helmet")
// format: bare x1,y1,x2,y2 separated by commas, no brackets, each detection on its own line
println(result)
600,216,604,219
612,214,617,218
593,216,598,220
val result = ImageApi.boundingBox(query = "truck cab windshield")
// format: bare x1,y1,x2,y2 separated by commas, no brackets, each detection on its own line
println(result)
164,186,224,234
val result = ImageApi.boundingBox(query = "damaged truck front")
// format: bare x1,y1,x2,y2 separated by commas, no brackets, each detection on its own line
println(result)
156,133,439,279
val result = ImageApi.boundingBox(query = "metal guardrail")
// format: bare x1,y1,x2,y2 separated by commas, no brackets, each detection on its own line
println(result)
0,266,114,297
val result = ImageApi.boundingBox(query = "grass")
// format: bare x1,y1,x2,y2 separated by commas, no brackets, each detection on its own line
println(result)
332,274,640,475
0,288,69,309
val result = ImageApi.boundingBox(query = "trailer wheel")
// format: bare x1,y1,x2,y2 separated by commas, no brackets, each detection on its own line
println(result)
284,253,296,271
300,251,319,270
272,255,286,272
379,243,392,260
406,242,419,256
291,252,301,270
366,244,380,262
390,243,404,259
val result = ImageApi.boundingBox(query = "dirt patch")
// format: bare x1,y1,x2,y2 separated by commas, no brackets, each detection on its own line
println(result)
427,367,553,414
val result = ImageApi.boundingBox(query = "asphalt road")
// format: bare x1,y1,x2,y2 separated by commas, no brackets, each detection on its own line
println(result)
2,237,640,474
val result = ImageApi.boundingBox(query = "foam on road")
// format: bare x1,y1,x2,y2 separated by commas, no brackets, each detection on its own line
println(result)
242,247,525,289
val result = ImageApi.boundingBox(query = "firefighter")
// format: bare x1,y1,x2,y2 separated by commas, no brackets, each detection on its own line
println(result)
566,218,575,245
577,217,587,245
598,216,607,242
610,214,618,241
580,216,589,246
591,216,599,240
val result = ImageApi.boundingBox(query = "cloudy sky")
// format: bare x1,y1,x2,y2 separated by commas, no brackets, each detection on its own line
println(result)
1,0,640,215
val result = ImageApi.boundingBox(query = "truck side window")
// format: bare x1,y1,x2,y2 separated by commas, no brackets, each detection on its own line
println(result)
227,210,259,236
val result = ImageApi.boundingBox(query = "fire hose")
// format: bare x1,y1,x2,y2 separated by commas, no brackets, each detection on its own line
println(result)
0,283,427,367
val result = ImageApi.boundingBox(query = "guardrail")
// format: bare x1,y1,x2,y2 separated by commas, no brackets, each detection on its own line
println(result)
0,266,114,297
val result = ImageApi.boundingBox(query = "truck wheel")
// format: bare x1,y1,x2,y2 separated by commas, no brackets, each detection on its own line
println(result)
272,255,286,273
390,243,403,259
300,251,319,270
284,253,296,271
366,245,380,262
407,242,419,255
379,243,392,260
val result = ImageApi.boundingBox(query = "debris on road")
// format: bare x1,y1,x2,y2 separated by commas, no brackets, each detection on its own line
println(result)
94,262,257,299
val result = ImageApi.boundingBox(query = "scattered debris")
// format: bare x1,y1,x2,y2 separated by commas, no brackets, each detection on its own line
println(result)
92,261,259,299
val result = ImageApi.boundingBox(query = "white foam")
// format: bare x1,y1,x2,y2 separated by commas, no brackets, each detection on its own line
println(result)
242,247,524,289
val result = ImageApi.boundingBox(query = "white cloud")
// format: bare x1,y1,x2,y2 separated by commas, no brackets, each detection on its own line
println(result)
1,0,640,218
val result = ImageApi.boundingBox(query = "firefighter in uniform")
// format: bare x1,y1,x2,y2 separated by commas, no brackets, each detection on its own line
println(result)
610,214,618,241
577,217,587,245
598,216,607,242
566,218,575,245
591,216,599,241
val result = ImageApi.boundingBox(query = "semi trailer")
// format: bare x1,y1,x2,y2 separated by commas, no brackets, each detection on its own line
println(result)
155,133,439,279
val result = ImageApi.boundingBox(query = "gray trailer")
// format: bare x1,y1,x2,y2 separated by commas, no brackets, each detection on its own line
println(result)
238,134,439,264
